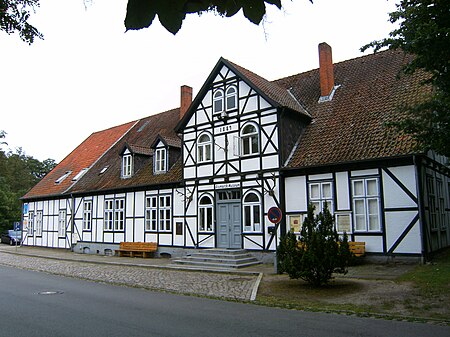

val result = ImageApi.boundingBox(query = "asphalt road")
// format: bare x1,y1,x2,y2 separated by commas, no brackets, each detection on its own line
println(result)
0,265,449,337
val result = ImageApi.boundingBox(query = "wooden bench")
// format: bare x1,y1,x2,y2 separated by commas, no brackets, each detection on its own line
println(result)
348,241,365,257
115,242,157,258
296,241,366,257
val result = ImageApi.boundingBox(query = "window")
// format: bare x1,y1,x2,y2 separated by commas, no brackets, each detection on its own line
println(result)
352,178,381,232
436,179,446,229
122,153,133,178
335,213,352,233
241,123,259,156
426,175,437,230
72,168,88,181
104,200,114,231
199,195,213,232
55,171,72,184
114,199,125,231
28,211,34,235
225,86,237,110
309,181,333,215
36,211,43,236
58,210,66,237
197,133,212,163
243,191,261,232
213,89,224,113
159,195,171,232
145,196,158,231
83,201,92,231
154,148,167,173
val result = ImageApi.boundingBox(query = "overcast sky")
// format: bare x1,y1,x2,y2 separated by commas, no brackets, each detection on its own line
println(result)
1,0,398,163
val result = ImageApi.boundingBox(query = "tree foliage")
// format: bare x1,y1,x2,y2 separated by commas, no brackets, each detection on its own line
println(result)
125,0,312,35
362,0,450,158
0,131,56,233
0,0,43,44
277,203,352,287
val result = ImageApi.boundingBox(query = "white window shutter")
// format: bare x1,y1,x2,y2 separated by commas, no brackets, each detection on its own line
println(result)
233,136,241,157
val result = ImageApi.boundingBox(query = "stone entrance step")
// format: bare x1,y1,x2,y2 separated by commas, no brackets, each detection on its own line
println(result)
171,249,261,270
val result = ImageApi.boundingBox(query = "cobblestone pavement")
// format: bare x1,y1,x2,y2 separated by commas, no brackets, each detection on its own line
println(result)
0,247,260,301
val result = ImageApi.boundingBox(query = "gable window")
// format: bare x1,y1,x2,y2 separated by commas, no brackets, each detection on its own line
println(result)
352,178,381,232
122,153,133,178
309,181,333,215
225,86,237,110
213,89,224,113
154,148,167,173
199,195,213,232
58,210,66,237
159,195,171,232
145,196,157,231
83,201,92,231
197,133,212,163
35,211,43,237
241,123,259,156
243,191,261,232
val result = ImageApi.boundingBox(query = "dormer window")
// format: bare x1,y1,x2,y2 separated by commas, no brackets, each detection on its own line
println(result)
154,148,167,173
55,171,72,184
122,150,133,178
72,168,88,181
225,85,237,110
213,89,224,113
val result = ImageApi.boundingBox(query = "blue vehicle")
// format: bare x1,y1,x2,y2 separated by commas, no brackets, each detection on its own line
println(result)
1,230,22,245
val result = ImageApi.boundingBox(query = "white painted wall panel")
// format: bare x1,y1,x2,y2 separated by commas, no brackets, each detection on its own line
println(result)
134,192,144,217
385,211,420,254
309,173,333,181
336,171,350,211
354,235,383,253
259,97,271,110
243,96,258,113
198,235,214,248
351,169,378,177
244,236,263,250
262,155,279,170
383,166,418,208
158,234,172,246
285,176,307,212
241,157,259,172
198,165,213,178
134,218,144,242
125,218,133,241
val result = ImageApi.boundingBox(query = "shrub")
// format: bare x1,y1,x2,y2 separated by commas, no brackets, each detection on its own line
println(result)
277,203,353,286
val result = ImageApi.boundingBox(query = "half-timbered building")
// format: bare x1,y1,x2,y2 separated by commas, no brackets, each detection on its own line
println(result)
21,43,450,261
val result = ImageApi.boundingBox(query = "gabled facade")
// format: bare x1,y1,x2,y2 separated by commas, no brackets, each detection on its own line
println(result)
21,44,450,260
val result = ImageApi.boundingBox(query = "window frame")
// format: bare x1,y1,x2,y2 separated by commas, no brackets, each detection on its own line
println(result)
351,177,381,232
213,89,224,114
58,209,66,237
35,210,43,237
199,194,214,233
28,211,34,236
83,200,92,231
240,122,259,156
154,147,167,173
104,199,114,231
308,181,334,215
225,85,237,111
158,195,172,232
243,191,262,233
122,153,133,178
145,196,158,232
197,132,213,163
114,199,125,231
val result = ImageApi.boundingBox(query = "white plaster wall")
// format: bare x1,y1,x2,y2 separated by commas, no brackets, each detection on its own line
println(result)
385,211,421,254
354,235,383,253
383,166,418,208
285,176,307,212
336,171,350,210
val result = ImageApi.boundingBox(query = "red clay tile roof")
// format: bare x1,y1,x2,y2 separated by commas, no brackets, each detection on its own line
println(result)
22,121,136,200
68,108,182,195
226,59,311,119
274,49,432,169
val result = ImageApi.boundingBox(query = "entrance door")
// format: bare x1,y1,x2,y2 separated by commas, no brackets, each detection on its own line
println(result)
217,202,241,249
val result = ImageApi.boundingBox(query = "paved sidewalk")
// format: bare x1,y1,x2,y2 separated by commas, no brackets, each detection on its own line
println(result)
0,245,266,301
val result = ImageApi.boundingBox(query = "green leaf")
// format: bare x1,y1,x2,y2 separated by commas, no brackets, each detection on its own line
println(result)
124,0,157,31
242,0,266,25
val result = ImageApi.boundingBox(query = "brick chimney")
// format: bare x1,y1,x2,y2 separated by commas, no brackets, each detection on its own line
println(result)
180,85,193,120
318,42,335,98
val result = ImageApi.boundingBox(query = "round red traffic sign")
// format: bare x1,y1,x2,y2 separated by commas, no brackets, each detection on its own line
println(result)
267,207,282,224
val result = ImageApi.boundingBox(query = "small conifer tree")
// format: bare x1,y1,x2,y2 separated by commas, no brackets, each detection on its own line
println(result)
277,203,352,286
